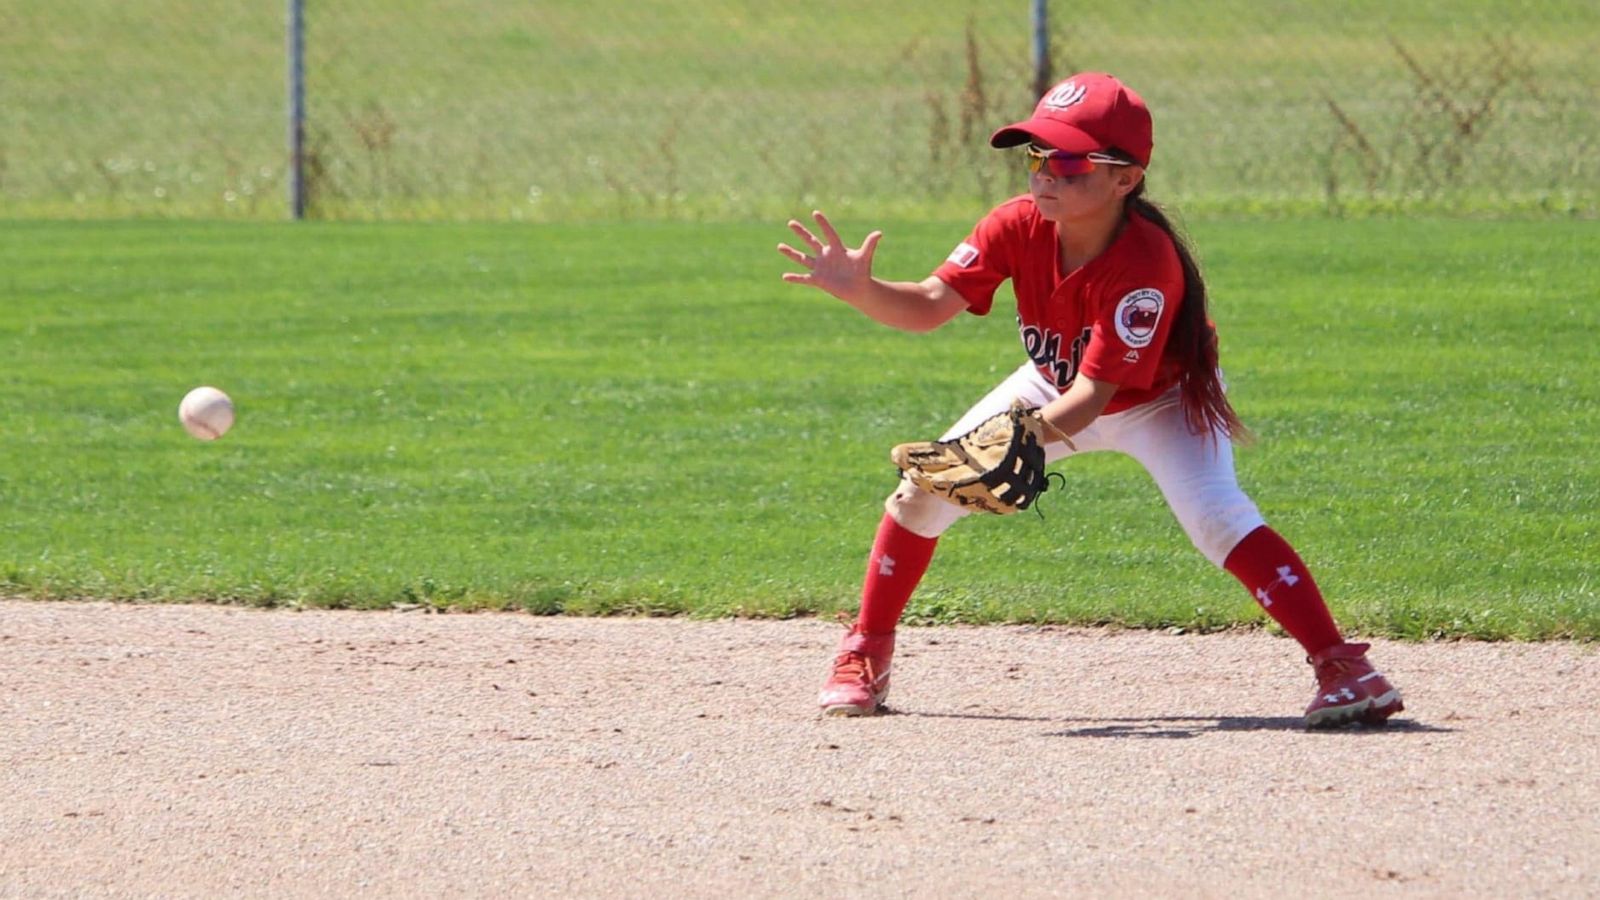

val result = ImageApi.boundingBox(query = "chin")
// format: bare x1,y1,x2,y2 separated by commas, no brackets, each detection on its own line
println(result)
1031,198,1065,222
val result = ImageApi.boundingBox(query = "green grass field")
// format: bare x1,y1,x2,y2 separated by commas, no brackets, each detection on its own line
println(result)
2,217,1595,639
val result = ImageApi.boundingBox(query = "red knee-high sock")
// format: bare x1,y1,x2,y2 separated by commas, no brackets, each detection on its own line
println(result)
855,513,939,634
1223,525,1343,655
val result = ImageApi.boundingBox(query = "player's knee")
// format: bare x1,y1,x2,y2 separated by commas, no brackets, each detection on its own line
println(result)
1182,500,1266,567
885,480,964,538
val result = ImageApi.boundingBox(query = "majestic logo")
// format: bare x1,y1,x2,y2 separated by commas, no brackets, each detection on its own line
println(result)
877,554,896,577
1043,82,1088,110
946,242,979,268
1114,288,1164,349
1019,319,1093,390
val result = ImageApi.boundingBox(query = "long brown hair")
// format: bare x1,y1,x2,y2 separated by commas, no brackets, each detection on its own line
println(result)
1124,179,1251,443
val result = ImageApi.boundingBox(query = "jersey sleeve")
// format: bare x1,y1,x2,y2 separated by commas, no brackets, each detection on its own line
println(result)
930,204,1017,316
1077,274,1184,390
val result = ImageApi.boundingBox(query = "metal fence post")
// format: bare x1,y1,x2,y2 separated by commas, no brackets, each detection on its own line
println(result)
1031,0,1050,100
287,0,306,219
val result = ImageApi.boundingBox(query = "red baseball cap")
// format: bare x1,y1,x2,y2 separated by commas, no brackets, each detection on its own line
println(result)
989,72,1154,167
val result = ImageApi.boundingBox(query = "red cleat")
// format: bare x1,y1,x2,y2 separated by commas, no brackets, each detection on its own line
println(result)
1305,642,1404,729
818,625,895,716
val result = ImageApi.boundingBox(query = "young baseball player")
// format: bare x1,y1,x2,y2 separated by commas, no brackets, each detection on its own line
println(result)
776,72,1403,729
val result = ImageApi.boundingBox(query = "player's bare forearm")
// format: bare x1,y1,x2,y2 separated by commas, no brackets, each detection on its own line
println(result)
1038,375,1119,439
840,276,967,333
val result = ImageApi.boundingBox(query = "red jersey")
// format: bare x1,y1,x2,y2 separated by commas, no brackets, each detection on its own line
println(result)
932,196,1185,414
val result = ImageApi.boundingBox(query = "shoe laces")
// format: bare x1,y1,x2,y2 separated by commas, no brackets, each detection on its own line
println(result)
1310,654,1369,688
830,649,877,687
1312,657,1348,684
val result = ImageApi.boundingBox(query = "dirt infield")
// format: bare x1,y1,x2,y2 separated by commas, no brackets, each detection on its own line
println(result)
2,600,1596,898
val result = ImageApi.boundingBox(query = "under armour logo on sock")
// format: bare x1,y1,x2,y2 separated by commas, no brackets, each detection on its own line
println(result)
1253,564,1301,608
878,554,896,577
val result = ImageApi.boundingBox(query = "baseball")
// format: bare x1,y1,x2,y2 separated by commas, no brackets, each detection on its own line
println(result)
178,386,235,441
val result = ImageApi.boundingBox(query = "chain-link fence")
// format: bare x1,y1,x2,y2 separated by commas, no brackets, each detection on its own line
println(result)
4,0,1596,220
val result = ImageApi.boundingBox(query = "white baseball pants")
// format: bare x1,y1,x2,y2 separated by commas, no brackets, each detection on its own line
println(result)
885,361,1266,566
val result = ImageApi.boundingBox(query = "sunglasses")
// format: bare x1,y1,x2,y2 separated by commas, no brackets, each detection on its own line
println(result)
1024,144,1132,177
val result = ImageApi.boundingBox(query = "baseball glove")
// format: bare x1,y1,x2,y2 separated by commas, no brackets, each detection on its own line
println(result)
890,399,1070,515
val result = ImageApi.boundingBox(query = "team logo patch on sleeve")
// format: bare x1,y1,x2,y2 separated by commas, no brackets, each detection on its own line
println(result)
1114,288,1164,349
946,242,980,268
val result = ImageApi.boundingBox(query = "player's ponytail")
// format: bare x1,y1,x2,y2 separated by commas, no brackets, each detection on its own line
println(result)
1124,180,1251,443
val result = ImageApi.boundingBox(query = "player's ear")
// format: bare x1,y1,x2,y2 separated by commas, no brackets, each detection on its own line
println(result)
1113,166,1145,198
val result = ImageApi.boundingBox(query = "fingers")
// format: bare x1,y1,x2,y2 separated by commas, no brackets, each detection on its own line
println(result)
775,243,814,268
786,220,824,254
860,230,883,260
777,241,816,286
812,210,843,248
782,213,882,289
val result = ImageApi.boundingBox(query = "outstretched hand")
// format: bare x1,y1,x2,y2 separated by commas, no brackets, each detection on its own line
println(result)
776,210,883,303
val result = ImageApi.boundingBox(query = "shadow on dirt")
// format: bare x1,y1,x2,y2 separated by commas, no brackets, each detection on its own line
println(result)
897,710,1455,738
1041,716,1456,739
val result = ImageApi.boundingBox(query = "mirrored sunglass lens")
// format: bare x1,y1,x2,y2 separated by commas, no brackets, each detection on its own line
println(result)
1032,155,1092,177
1024,146,1094,177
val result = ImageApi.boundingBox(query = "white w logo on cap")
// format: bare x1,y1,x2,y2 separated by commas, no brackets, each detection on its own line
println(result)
1043,82,1088,109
